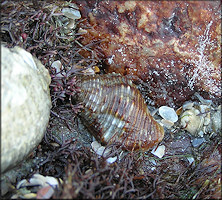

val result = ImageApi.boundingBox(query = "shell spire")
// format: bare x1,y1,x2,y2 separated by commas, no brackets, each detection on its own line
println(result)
75,73,164,151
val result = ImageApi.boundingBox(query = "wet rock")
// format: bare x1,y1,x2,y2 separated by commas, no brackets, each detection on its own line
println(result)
76,1,221,107
1,45,51,173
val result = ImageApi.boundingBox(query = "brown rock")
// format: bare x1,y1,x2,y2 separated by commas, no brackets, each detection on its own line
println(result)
76,1,221,107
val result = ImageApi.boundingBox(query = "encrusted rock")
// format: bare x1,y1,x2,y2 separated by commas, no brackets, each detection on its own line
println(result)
76,1,221,107
1,45,51,173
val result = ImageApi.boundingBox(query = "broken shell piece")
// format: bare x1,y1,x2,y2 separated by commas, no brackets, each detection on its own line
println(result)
91,141,101,152
187,156,195,165
149,158,157,165
16,173,60,199
82,67,95,75
180,108,204,135
62,8,81,20
16,179,28,189
91,141,117,163
17,174,59,189
182,101,194,110
78,27,88,34
159,106,178,123
91,141,107,156
161,119,174,128
199,104,210,113
96,146,111,157
198,130,204,137
44,176,59,187
151,145,165,158
106,156,117,164
51,60,65,77
71,65,96,75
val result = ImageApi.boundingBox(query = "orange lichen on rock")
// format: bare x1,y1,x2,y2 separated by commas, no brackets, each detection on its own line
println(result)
76,1,221,107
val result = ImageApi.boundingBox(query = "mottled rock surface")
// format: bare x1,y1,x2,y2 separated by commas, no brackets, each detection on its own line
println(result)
1,45,51,173
76,1,221,107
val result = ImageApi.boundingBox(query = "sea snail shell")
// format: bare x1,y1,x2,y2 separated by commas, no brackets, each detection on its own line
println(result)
75,73,164,151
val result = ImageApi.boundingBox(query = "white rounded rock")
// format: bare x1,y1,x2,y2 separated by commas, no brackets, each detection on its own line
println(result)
159,106,178,123
1,45,51,173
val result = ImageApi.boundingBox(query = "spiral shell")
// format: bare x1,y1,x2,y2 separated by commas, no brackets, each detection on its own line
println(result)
75,73,164,151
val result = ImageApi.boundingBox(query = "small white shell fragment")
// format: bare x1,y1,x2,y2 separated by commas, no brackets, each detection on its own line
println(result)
16,179,28,189
151,167,156,171
16,174,59,189
149,158,157,165
78,27,88,34
91,141,112,157
45,176,59,188
151,145,166,158
51,60,65,77
30,174,59,187
91,141,101,153
106,156,117,164
51,60,62,71
198,130,204,137
91,141,117,163
96,146,111,157
82,67,95,75
62,8,81,20
161,119,174,128
182,101,194,110
29,174,45,186
159,106,178,123
193,108,200,115
96,146,106,156
199,104,209,113
187,156,195,165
